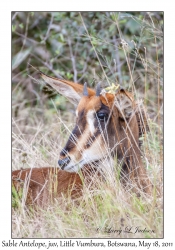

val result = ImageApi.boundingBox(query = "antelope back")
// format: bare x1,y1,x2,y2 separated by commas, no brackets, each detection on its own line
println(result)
12,167,82,206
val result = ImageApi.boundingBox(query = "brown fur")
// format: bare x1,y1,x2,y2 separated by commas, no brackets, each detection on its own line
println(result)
101,91,151,194
12,168,81,207
12,166,101,207
12,74,152,207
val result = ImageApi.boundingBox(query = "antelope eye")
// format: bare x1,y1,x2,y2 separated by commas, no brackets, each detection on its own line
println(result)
97,112,108,121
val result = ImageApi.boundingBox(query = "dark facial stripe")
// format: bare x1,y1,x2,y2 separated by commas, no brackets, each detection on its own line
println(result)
60,103,111,155
60,126,80,156
60,111,88,155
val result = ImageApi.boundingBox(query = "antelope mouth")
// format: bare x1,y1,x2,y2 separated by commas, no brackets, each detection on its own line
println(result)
58,157,101,172
58,158,83,172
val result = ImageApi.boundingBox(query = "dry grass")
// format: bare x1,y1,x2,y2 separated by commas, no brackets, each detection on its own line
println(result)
12,99,163,238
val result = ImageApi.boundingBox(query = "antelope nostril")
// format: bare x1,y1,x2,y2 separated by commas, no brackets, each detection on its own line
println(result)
58,157,70,169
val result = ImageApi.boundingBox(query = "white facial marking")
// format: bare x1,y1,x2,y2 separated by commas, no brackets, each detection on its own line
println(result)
63,136,106,173
86,110,96,135
75,110,78,117
61,110,108,173
82,137,104,162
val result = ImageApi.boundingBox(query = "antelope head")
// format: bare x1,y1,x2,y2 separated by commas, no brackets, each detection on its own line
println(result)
41,73,142,173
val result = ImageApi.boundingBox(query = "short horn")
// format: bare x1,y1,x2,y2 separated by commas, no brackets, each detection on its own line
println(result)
83,82,88,96
96,82,101,96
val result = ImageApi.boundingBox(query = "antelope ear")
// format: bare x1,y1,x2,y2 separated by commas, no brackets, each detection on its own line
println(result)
114,89,134,119
40,72,95,106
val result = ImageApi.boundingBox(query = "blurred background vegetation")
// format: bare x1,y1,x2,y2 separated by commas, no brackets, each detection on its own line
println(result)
12,11,163,119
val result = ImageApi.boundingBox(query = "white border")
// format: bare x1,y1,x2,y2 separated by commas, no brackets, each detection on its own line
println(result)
0,1,175,249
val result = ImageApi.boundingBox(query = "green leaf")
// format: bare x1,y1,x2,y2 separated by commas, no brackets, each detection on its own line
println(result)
126,19,141,34
66,72,73,80
59,34,65,43
12,25,16,32
12,48,31,70
19,23,24,29
111,13,118,21
55,49,60,55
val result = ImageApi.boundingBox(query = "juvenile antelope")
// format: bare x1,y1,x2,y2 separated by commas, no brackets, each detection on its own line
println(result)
12,72,151,206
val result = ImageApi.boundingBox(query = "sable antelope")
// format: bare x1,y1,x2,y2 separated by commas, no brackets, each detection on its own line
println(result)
12,72,151,207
